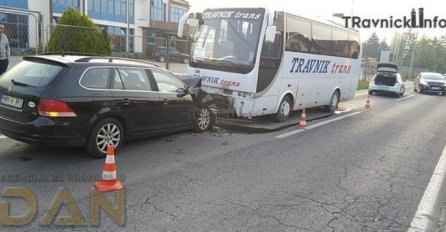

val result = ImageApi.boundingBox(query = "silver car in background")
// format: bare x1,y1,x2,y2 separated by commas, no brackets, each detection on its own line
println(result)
368,63,405,97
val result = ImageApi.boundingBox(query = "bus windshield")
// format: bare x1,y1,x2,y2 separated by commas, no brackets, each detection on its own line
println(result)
190,8,265,74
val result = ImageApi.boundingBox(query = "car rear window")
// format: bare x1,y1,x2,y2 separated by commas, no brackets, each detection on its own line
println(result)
0,60,64,87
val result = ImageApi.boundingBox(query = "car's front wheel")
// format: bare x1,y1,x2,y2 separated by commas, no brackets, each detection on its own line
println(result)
419,85,424,93
194,107,212,132
158,56,166,62
183,57,189,64
85,118,124,158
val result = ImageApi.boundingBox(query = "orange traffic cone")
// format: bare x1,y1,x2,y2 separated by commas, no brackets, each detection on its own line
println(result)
365,94,371,109
298,108,307,130
95,144,123,192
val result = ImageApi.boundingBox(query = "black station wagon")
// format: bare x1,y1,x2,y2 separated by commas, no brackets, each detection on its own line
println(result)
0,55,212,157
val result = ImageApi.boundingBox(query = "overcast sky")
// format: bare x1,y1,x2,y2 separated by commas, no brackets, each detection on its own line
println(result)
187,0,446,43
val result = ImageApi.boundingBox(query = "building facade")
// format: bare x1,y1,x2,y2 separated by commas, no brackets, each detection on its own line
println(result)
0,0,189,54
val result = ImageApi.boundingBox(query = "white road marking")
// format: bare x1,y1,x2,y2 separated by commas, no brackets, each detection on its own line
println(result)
334,108,352,114
275,112,362,139
408,144,446,231
395,94,414,102
0,135,7,139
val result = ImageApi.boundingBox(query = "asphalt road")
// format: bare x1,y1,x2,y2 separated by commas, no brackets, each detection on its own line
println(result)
1,86,446,231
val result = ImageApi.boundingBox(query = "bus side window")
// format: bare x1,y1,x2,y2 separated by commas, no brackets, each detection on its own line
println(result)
285,33,311,53
260,31,283,68
348,33,361,59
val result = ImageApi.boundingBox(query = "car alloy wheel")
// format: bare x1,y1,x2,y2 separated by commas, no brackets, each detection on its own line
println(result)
194,107,212,132
96,123,121,153
159,56,166,62
85,118,123,158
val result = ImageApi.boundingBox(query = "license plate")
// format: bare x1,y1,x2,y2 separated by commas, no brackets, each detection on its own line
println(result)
1,95,24,108
378,86,388,90
431,87,440,90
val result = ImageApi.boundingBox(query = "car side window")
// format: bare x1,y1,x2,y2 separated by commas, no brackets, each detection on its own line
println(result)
151,70,185,92
117,68,152,91
81,67,110,89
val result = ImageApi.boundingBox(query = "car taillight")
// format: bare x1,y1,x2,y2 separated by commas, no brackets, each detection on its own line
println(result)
38,99,77,117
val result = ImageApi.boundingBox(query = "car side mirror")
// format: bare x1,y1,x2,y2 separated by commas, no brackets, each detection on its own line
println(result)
176,86,193,98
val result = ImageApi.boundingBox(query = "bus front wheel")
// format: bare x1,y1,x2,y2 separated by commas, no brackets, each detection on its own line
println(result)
275,96,292,122
325,91,339,113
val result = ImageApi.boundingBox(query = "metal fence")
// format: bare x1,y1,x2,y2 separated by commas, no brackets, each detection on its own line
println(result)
44,24,190,61
0,8,41,56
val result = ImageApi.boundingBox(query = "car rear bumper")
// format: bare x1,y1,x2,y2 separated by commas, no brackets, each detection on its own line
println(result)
369,84,401,94
0,115,87,147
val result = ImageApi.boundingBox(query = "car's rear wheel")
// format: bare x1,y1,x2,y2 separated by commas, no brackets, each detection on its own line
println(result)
85,118,124,158
194,107,212,132
183,57,189,64
325,91,339,113
398,86,405,97
158,56,166,62
368,90,374,95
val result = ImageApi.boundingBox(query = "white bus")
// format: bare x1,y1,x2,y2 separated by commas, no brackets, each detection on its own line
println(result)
178,8,361,122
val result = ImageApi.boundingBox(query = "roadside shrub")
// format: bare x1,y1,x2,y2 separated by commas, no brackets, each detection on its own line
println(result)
46,8,111,55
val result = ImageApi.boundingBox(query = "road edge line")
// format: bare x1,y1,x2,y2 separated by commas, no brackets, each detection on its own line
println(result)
274,112,361,139
408,143,446,231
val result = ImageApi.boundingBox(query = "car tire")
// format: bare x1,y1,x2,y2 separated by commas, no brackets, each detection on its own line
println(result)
398,86,405,97
325,91,339,113
158,56,166,62
368,90,373,95
85,118,124,158
419,85,424,93
442,92,446,96
183,57,189,64
274,96,292,122
414,86,417,92
193,107,212,132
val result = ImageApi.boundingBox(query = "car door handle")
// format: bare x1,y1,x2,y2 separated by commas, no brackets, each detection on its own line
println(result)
162,99,169,105
123,99,131,105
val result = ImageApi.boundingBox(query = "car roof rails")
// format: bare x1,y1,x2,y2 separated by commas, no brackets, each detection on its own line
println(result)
74,56,161,67
39,51,102,57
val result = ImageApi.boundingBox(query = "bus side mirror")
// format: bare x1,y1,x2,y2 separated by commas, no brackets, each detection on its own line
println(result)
178,12,202,38
265,26,276,43
177,13,190,38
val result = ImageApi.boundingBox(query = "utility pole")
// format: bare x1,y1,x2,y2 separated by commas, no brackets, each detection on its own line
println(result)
126,0,130,53
409,32,418,79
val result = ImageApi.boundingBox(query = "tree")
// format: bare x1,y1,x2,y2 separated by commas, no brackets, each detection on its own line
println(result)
379,39,389,50
46,8,111,55
413,36,436,70
362,32,380,59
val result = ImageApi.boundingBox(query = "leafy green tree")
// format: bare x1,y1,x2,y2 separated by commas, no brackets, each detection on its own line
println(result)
413,36,436,70
46,7,111,55
362,32,380,59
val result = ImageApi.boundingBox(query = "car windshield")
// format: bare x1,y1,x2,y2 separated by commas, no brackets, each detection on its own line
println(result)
189,8,264,73
0,60,65,87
